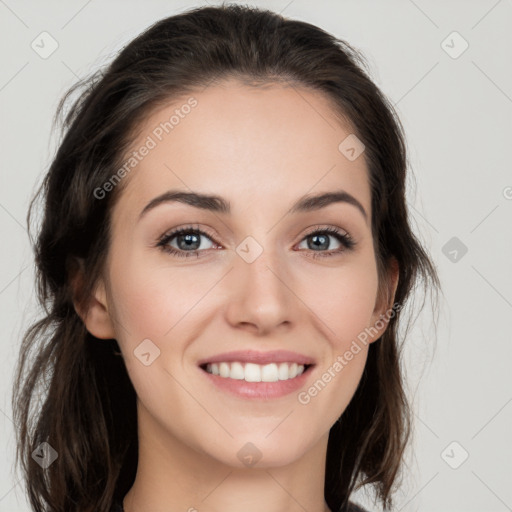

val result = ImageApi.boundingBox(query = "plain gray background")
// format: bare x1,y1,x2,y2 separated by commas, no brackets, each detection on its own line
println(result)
1,1,511,511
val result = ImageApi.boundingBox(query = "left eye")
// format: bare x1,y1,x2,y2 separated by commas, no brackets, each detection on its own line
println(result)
297,231,344,252
157,228,217,258
156,226,355,259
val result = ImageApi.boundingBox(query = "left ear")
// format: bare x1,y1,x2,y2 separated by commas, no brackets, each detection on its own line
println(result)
367,257,399,343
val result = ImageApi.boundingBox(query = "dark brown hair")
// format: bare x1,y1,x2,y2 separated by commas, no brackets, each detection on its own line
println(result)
12,3,440,511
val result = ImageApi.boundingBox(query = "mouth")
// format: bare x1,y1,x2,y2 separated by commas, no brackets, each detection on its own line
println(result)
199,361,314,382
196,350,316,399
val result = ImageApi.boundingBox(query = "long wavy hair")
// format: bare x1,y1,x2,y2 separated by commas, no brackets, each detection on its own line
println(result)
12,3,440,511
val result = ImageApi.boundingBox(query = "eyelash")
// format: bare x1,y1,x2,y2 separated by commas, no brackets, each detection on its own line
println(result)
156,225,356,260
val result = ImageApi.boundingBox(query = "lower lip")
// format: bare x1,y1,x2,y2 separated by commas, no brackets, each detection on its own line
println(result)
199,365,314,399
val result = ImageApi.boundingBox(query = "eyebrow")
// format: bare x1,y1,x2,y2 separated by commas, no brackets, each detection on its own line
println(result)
138,189,368,221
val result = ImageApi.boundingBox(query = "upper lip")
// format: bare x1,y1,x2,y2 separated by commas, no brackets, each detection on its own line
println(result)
197,350,316,367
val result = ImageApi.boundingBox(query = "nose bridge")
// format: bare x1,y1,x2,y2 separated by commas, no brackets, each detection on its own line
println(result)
225,235,294,333
237,237,288,301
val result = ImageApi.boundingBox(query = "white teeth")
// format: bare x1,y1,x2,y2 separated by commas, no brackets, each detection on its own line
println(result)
219,362,229,377
278,362,290,380
204,361,306,382
244,363,262,382
261,363,279,382
231,362,245,380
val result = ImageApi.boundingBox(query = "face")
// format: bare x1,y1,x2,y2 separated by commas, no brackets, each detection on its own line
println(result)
84,79,396,469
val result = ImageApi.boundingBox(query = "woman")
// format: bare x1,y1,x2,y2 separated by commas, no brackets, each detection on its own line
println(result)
12,4,440,512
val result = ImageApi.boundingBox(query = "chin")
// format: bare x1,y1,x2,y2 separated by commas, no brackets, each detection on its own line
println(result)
202,432,317,470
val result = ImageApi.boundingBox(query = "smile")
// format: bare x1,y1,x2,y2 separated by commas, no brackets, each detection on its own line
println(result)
202,361,311,382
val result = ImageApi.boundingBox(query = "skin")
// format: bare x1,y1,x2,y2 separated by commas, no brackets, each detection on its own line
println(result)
77,79,398,512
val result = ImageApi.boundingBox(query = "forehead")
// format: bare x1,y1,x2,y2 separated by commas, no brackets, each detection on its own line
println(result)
113,79,371,222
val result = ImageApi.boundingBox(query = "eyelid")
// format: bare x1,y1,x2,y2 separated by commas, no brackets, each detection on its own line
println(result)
157,224,220,244
301,224,349,238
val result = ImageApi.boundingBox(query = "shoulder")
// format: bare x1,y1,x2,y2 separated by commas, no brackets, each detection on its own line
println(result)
346,501,372,512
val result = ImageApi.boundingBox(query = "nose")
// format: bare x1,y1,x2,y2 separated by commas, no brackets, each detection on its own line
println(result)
224,244,296,336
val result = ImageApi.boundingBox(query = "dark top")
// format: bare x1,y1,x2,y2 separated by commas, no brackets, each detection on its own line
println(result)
110,499,370,511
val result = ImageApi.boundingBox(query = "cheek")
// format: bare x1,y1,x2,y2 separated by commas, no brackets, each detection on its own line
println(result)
299,257,379,343
107,262,203,405
296,263,377,425
108,250,215,342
